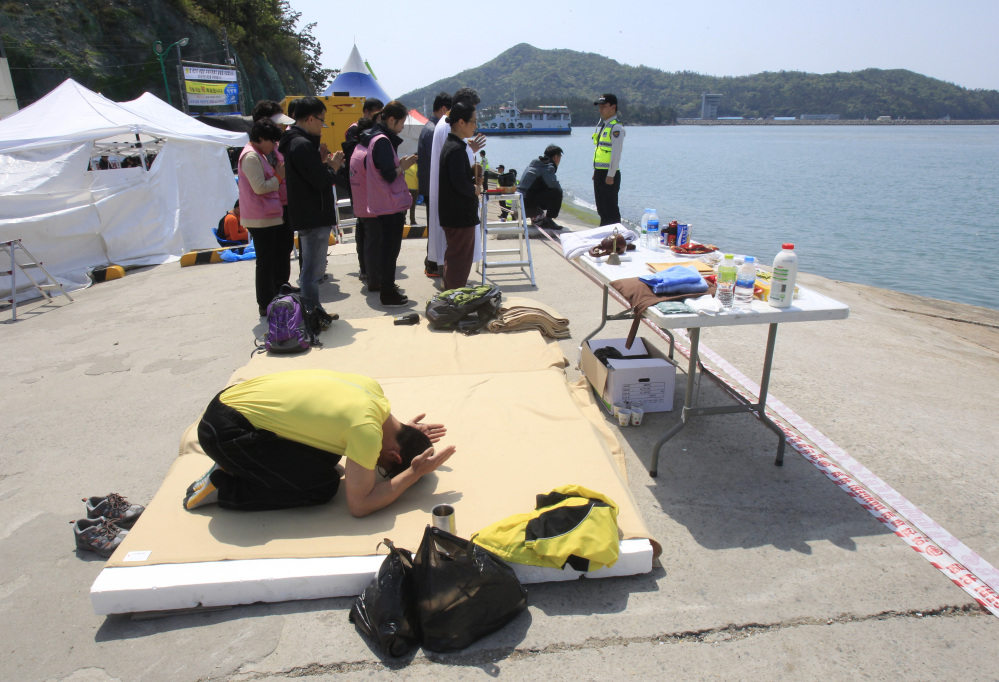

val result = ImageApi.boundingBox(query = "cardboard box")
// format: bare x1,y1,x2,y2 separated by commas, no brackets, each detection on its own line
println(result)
581,337,676,413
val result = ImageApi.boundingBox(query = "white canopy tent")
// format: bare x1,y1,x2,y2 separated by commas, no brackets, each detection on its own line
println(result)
0,80,246,303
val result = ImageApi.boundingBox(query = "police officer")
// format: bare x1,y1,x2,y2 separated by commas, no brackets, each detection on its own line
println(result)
592,94,625,226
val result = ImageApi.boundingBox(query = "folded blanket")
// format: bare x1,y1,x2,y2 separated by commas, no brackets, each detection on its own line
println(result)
486,296,571,339
561,224,640,261
639,265,706,295
610,276,718,348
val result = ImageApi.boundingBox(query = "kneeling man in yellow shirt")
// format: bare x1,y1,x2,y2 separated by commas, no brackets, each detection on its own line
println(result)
183,369,455,517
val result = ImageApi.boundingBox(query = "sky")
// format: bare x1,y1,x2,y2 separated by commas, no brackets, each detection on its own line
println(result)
288,0,999,98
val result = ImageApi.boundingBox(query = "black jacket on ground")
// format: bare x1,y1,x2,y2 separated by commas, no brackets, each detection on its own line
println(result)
278,124,336,230
438,133,479,229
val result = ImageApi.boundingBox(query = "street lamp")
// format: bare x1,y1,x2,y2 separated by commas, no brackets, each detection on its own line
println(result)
152,37,189,107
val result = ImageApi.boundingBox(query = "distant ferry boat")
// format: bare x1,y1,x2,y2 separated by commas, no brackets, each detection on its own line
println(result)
477,102,571,135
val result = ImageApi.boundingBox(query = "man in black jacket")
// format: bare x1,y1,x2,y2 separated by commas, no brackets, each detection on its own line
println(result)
277,97,344,317
437,101,481,290
517,144,564,230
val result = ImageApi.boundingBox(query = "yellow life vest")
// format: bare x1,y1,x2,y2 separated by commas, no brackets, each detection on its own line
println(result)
472,484,620,572
592,116,619,170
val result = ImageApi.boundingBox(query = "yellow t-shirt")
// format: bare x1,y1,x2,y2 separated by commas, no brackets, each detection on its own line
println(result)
405,163,419,190
219,370,391,470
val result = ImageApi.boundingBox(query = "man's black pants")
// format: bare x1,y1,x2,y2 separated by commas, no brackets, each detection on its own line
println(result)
359,217,382,288
375,212,405,291
522,185,563,219
246,223,293,310
197,394,341,511
592,169,621,226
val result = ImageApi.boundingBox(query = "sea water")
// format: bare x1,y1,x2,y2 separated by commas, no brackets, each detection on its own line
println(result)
483,125,999,310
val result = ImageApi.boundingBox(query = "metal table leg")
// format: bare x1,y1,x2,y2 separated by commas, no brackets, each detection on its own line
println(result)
649,328,700,477
576,284,635,368
756,323,786,466
648,323,787,477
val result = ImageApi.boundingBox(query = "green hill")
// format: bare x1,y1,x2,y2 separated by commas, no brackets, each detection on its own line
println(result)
399,43,999,123
0,0,330,109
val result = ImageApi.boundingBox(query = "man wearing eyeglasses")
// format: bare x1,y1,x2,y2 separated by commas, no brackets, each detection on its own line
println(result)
183,369,456,517
278,97,345,321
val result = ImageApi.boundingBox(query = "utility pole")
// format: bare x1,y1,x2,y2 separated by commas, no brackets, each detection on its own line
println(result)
175,42,187,113
222,26,231,65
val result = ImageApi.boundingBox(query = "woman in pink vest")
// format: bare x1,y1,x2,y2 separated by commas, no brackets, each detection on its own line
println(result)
238,119,288,317
358,101,417,308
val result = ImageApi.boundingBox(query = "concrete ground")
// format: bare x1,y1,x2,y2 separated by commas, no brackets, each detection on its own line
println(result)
2,206,998,681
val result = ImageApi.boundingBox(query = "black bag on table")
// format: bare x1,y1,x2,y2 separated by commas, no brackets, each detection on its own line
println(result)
413,526,528,653
348,539,421,657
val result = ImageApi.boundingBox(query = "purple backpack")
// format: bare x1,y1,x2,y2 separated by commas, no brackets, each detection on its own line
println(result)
259,293,317,353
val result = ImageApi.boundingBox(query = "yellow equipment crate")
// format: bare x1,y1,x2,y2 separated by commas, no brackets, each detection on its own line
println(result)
281,95,365,154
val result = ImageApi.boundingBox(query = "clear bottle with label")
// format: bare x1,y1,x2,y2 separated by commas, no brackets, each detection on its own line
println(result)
717,254,737,308
639,209,652,248
734,256,756,309
646,209,660,252
767,243,798,308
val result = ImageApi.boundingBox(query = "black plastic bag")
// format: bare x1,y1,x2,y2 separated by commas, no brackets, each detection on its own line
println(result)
349,539,421,657
413,526,528,652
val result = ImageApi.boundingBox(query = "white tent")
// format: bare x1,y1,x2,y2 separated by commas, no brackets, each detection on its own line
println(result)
399,108,428,157
0,80,246,303
322,45,391,103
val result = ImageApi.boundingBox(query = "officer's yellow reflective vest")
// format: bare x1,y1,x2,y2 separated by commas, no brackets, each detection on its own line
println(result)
472,485,620,572
592,117,619,170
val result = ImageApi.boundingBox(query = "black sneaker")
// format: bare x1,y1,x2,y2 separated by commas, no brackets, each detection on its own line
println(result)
72,517,128,557
84,493,145,529
380,289,409,307
538,217,563,230
315,306,338,330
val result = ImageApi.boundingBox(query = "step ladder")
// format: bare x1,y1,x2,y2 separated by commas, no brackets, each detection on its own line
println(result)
334,186,354,243
476,191,535,286
2,239,74,321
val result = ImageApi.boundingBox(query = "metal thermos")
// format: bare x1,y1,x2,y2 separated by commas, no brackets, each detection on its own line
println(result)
431,504,456,535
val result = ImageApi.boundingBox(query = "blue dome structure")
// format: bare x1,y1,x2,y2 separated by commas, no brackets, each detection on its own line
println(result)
322,45,391,102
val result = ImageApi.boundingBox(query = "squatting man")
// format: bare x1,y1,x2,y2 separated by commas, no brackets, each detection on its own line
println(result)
183,370,456,517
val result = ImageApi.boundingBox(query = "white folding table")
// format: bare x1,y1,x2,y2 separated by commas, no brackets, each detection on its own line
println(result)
575,248,850,477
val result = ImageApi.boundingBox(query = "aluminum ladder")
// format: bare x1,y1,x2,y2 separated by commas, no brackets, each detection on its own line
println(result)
476,191,536,286
2,239,74,321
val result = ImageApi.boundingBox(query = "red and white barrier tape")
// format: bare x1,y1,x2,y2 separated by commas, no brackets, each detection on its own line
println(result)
631,311,999,617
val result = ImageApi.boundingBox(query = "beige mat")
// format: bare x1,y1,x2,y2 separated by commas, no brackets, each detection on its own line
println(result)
107,318,659,568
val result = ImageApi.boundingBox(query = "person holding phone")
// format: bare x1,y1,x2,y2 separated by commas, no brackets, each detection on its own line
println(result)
358,101,418,308
437,101,482,290
238,119,289,317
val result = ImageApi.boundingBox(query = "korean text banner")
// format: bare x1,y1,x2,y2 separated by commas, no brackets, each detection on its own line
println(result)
185,81,240,107
183,66,238,82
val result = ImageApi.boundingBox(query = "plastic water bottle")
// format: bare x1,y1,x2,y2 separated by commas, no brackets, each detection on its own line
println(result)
734,256,756,309
717,254,737,308
768,243,799,308
647,209,660,252
640,209,651,248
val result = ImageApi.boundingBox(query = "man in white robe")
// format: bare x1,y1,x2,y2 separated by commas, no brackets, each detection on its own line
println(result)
428,87,486,275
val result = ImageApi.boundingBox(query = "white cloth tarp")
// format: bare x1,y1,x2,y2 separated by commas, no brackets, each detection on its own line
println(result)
398,109,427,157
0,80,246,303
